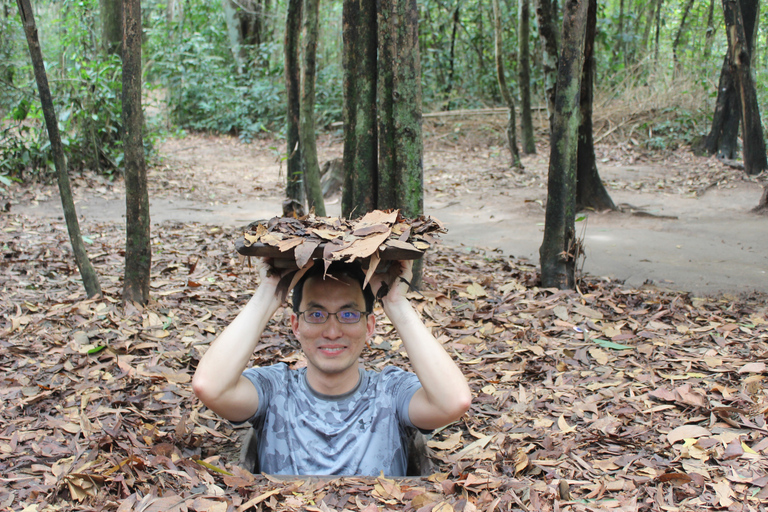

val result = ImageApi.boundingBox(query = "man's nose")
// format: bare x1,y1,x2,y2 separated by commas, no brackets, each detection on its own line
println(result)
322,316,343,339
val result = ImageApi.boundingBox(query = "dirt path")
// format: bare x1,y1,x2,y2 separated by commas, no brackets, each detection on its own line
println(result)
10,132,767,296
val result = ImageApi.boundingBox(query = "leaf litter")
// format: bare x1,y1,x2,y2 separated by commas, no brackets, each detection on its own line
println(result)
1,211,767,512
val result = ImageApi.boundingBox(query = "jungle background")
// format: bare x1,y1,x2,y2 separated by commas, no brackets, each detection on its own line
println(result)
1,0,768,511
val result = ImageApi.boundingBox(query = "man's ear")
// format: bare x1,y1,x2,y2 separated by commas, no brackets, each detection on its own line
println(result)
290,311,300,337
365,313,376,339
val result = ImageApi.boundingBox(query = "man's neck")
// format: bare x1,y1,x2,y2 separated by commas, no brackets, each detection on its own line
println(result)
305,365,361,397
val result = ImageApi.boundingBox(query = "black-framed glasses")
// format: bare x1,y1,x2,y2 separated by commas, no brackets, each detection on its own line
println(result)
299,309,369,324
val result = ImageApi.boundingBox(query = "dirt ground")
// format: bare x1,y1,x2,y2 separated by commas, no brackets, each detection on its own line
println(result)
9,126,768,296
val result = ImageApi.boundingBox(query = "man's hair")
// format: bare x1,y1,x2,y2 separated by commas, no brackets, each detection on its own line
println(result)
291,260,375,313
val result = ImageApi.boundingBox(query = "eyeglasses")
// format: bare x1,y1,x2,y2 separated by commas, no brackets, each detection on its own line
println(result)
299,309,369,324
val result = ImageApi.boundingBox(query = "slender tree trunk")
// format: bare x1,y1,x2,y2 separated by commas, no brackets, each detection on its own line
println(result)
99,0,122,56
299,0,325,216
703,0,717,63
518,0,536,154
641,0,655,55
16,0,101,298
534,0,560,131
444,2,460,110
539,0,589,290
493,0,522,169
342,0,378,218
122,0,150,304
615,0,624,65
576,0,615,212
722,0,767,175
377,0,423,219
672,0,694,71
285,0,304,206
654,0,663,62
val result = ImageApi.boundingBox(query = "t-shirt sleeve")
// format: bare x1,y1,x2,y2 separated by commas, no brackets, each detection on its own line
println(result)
238,363,287,426
380,367,427,431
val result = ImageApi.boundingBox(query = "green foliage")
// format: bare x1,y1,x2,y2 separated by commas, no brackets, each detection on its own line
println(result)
1,0,142,182
145,2,287,141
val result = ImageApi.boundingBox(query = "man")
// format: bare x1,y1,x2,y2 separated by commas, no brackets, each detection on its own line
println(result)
192,257,471,476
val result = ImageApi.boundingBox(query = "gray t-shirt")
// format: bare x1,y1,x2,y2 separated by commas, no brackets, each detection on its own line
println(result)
241,363,423,476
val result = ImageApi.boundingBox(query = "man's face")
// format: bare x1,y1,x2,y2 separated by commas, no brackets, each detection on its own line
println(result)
291,274,375,382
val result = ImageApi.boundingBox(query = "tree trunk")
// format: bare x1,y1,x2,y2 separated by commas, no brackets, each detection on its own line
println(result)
722,0,767,175
672,0,694,71
534,0,560,130
539,0,589,290
615,0,624,65
576,0,615,212
518,0,536,154
99,0,122,56
755,186,768,213
703,0,717,63
16,0,102,298
707,0,761,161
122,0,151,304
654,0,663,62
341,0,378,218
285,0,304,206
223,0,247,73
706,55,740,159
299,0,325,216
492,0,522,169
377,0,423,219
444,2,460,109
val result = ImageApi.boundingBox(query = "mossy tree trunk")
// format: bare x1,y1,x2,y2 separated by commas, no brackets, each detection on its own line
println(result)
122,0,151,304
539,0,589,290
299,0,325,216
576,0,615,212
16,0,101,298
534,0,560,131
492,0,522,169
341,0,378,218
99,0,122,56
285,0,304,206
377,0,423,219
721,0,766,176
518,0,536,155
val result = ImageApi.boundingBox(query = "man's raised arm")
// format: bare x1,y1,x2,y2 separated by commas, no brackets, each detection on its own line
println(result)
373,261,473,431
192,260,304,423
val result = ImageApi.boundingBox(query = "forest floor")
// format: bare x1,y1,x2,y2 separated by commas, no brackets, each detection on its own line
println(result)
1,121,768,511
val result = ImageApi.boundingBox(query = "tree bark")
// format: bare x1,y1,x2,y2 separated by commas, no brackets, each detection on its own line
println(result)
672,0,694,71
99,0,123,56
492,0,522,169
539,0,589,290
377,0,423,219
576,0,615,212
285,0,304,206
518,0,536,154
703,0,717,63
444,2,460,109
341,0,378,218
16,0,102,298
534,0,560,130
706,55,741,159
299,0,326,216
755,186,768,213
722,0,767,175
122,0,151,304
653,0,663,62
